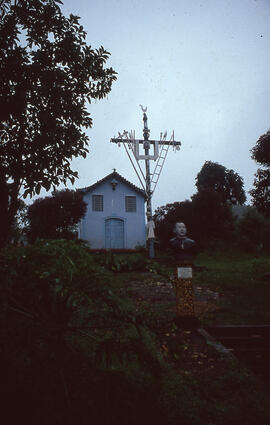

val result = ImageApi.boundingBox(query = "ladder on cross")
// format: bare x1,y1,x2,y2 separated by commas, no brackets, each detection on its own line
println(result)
151,132,176,195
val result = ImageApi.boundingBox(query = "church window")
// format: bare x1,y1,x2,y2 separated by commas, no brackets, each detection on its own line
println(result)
125,196,136,212
92,195,103,211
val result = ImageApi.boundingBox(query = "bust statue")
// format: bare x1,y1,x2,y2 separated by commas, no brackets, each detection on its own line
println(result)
169,222,196,263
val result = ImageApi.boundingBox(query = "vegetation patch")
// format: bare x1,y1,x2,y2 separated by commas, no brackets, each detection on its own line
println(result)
1,242,270,424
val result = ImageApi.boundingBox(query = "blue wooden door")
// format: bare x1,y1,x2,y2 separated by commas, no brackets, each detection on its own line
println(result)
105,219,124,249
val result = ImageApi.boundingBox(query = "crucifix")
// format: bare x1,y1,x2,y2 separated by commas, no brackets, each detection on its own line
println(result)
110,106,181,258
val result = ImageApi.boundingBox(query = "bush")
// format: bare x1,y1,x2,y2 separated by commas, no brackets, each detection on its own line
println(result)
262,220,270,252
93,251,149,272
236,207,266,252
0,240,166,425
93,251,169,276
27,189,87,242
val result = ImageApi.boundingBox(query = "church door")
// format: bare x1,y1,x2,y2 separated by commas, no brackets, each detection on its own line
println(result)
105,218,124,249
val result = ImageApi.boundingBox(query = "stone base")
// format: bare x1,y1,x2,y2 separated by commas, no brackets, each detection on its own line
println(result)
175,277,195,316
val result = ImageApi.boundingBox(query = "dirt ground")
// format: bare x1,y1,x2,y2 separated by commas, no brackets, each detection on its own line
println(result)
126,273,231,375
128,272,221,317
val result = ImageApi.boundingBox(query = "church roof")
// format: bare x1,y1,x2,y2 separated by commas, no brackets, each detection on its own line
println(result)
78,171,146,197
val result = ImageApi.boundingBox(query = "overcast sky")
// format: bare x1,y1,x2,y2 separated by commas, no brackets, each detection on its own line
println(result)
58,0,270,211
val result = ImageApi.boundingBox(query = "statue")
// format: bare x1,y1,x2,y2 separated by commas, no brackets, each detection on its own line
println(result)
169,222,199,329
169,222,196,263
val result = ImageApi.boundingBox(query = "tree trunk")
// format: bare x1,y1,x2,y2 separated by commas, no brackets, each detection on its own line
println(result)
0,176,20,248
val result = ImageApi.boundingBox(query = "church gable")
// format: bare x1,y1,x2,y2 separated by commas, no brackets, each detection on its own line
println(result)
79,170,145,198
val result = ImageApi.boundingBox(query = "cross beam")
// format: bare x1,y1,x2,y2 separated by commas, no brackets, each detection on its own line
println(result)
111,138,181,146
111,136,181,162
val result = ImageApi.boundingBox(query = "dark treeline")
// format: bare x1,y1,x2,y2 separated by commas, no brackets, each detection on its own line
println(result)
154,161,270,252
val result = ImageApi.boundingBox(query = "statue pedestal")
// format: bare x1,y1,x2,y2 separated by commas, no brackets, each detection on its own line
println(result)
174,264,199,329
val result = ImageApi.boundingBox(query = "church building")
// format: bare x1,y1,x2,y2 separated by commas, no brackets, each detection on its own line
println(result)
78,171,146,249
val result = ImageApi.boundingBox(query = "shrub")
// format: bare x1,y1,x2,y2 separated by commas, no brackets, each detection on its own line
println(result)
93,251,169,276
236,207,266,252
0,240,165,424
262,220,270,252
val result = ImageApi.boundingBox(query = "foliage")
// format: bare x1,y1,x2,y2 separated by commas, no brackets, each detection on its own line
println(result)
250,169,270,218
116,255,270,425
154,192,234,248
250,130,270,217
0,170,14,246
251,130,270,167
236,207,267,252
0,240,166,424
154,161,246,249
250,169,270,216
94,251,168,276
159,362,270,425
196,161,246,205
0,183,28,246
191,188,234,243
1,241,270,423
0,0,117,246
27,189,87,241
194,248,270,325
10,198,28,243
262,219,270,252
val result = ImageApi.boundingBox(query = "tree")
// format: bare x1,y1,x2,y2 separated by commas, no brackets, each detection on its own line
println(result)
236,207,266,252
250,130,270,217
154,201,194,248
27,189,87,241
0,0,117,246
191,187,234,244
154,190,234,248
154,161,245,249
10,198,28,244
251,130,270,167
196,161,246,205
0,170,11,247
250,169,270,218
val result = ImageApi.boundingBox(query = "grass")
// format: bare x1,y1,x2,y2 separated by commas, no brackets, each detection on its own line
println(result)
110,248,270,326
105,248,270,326
3,243,270,424
193,248,270,325
106,248,270,425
